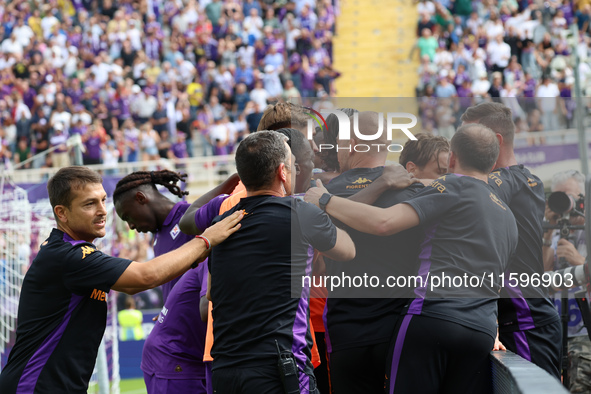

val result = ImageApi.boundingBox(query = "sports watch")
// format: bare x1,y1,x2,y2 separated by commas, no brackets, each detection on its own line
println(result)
319,193,334,212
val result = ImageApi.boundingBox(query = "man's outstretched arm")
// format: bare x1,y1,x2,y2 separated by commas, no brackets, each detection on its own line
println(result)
113,211,243,294
305,180,420,236
347,164,420,205
179,173,241,234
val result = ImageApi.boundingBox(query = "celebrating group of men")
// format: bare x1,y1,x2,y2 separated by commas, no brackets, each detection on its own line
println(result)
0,101,565,394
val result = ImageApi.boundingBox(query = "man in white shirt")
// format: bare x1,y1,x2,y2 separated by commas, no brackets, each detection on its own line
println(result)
1,33,23,57
131,90,158,123
536,76,561,132
249,80,270,110
243,8,263,41
466,11,482,35
50,104,72,133
263,65,283,99
92,53,114,86
237,45,255,69
417,0,435,17
41,9,60,39
471,71,491,99
487,34,512,73
13,19,34,47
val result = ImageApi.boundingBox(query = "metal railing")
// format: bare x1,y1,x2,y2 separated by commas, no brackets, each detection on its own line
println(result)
4,154,238,197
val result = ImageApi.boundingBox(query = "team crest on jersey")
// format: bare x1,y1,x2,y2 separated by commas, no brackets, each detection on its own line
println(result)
351,177,371,184
489,193,506,210
170,224,181,239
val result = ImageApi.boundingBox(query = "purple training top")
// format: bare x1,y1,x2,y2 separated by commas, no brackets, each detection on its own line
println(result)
153,201,195,302
141,201,208,381
140,262,208,380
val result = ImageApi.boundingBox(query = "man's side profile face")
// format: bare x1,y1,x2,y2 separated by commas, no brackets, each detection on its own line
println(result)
409,151,449,179
56,183,108,243
115,191,158,234
284,141,296,196
294,142,315,194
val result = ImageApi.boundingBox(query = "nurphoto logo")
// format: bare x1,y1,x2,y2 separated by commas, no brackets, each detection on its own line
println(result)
304,108,418,153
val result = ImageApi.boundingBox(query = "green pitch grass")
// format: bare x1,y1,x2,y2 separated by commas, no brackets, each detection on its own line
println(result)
120,378,147,394
88,378,146,394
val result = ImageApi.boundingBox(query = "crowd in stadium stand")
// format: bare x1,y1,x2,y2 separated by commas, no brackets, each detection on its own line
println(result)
415,0,591,142
0,0,340,171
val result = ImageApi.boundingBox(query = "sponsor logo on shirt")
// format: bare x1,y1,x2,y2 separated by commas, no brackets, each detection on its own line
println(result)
527,177,538,187
158,306,168,323
430,179,447,193
346,177,372,189
81,245,96,259
489,193,507,210
170,224,181,240
90,288,107,302
488,171,502,187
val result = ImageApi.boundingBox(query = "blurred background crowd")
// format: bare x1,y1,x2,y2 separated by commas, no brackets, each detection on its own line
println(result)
0,0,340,172
414,0,591,144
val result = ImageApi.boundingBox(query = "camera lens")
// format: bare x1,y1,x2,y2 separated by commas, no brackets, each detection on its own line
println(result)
548,191,575,215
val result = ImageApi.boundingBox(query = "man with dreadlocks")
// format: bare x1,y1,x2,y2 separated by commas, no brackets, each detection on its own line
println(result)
113,169,240,394
113,170,192,301
0,166,243,394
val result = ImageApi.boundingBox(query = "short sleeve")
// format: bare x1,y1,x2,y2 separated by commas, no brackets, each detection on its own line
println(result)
194,195,229,232
487,168,516,204
63,243,132,294
404,175,461,225
296,200,337,252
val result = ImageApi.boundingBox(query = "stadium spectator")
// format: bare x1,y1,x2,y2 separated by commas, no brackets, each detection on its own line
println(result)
139,123,161,162
0,0,336,171
13,137,32,169
209,117,230,156
82,124,104,166
49,122,69,168
118,296,145,341
0,166,243,393
414,0,591,140
536,76,561,132
543,169,591,392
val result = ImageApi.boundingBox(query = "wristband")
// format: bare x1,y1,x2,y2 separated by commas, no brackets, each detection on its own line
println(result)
196,235,211,250
542,239,552,247
191,235,211,269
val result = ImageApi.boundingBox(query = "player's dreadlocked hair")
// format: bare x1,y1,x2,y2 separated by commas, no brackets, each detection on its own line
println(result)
112,170,189,203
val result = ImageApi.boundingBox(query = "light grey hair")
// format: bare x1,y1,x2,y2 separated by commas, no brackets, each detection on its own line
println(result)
551,170,585,195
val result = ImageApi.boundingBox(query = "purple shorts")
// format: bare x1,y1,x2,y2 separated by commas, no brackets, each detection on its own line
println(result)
143,372,207,394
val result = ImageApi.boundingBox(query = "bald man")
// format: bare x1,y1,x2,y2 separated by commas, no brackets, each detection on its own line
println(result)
462,102,561,380
306,123,518,393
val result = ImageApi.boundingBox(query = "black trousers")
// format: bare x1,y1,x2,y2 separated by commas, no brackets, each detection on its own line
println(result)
212,365,320,394
314,331,331,394
499,319,562,381
330,342,390,394
387,315,494,394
